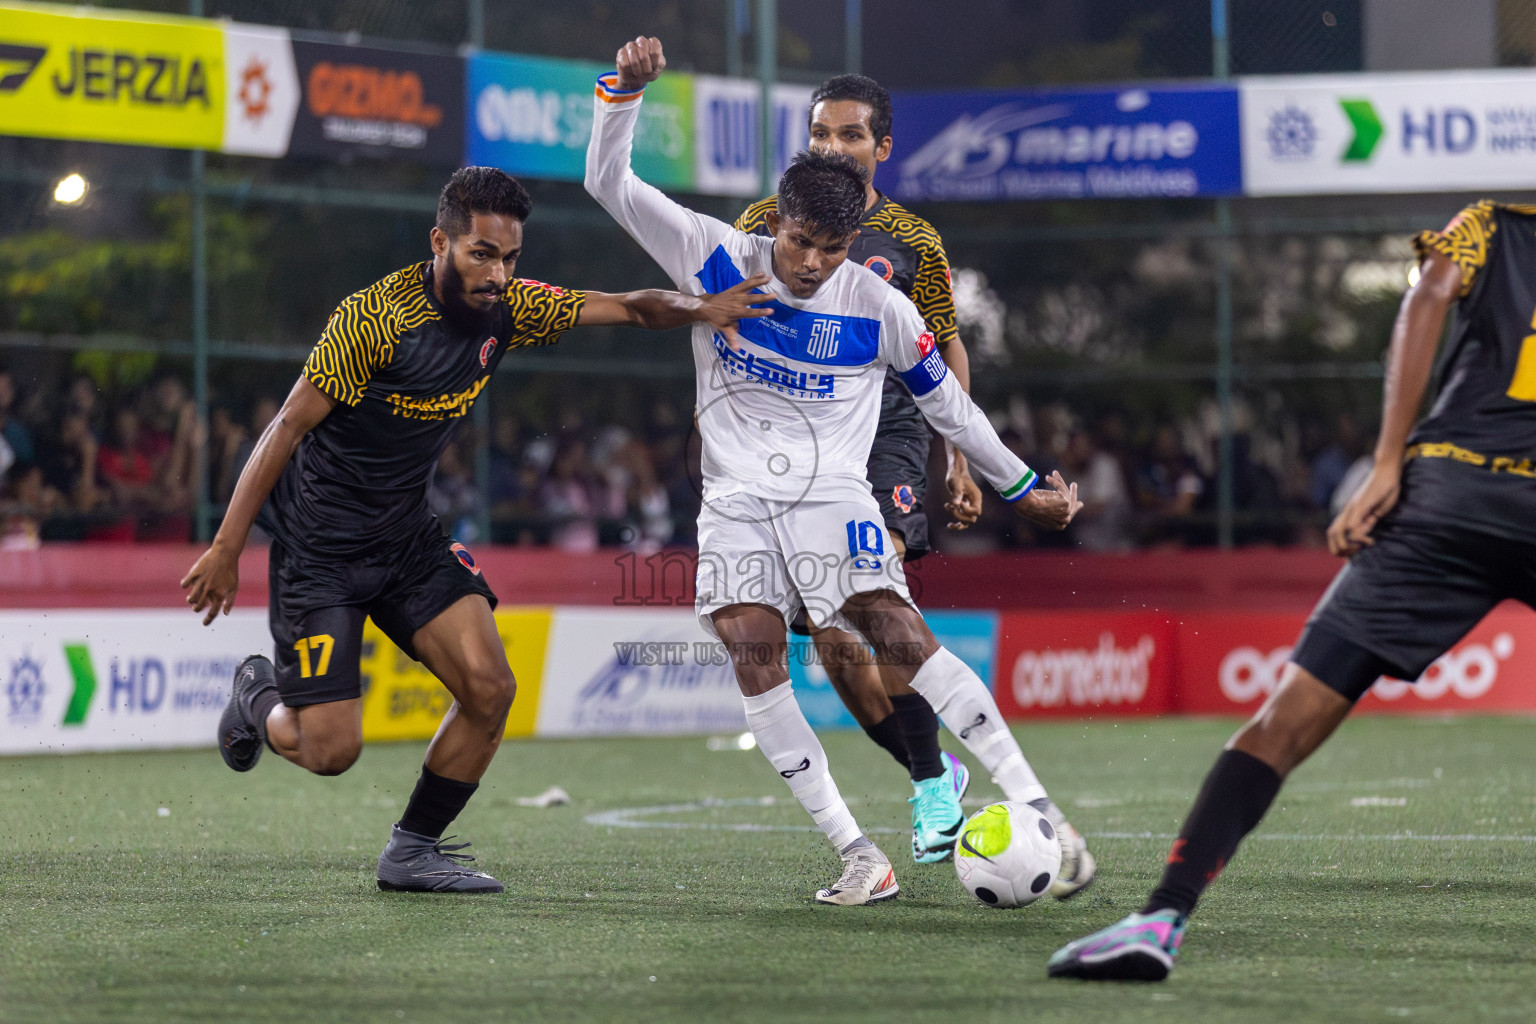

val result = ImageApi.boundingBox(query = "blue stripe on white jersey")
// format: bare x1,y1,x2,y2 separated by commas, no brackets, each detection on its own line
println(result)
694,246,881,368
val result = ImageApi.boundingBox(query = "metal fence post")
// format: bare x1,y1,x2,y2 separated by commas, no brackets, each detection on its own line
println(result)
467,0,492,545
1212,0,1235,549
758,0,778,199
845,0,862,74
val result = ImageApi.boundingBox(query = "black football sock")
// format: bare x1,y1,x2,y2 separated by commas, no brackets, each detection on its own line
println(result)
249,686,283,753
1142,748,1282,918
890,693,945,782
397,766,480,840
861,712,911,771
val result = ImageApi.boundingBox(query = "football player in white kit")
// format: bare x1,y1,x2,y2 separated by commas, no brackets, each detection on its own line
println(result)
587,36,1093,906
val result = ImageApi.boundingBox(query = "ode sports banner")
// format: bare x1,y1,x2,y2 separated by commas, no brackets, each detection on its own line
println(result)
289,38,463,163
878,82,1242,202
467,50,693,189
1240,70,1536,196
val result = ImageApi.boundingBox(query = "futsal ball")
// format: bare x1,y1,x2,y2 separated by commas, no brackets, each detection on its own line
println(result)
953,801,1063,908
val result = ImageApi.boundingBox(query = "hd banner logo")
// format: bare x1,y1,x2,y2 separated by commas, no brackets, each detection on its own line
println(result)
1240,69,1536,196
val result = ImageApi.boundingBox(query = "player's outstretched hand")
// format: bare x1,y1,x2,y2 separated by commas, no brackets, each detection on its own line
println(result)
945,459,983,530
615,36,666,91
180,544,240,626
1011,470,1081,531
701,272,773,350
1326,460,1399,557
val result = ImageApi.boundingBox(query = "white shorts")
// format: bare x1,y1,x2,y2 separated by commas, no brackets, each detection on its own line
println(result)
695,492,916,638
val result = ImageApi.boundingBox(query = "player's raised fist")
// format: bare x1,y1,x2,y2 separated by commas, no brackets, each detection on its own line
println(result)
615,36,666,91
1011,470,1081,531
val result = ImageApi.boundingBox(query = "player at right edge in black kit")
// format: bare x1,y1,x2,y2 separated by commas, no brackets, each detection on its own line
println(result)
182,167,767,893
1050,201,1536,980
736,75,1095,892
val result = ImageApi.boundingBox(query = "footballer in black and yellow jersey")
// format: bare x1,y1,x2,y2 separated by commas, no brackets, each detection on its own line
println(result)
182,166,769,894
1050,202,1536,981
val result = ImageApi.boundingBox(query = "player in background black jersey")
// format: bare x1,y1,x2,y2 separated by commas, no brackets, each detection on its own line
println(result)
736,77,1094,892
182,166,768,893
1050,202,1536,980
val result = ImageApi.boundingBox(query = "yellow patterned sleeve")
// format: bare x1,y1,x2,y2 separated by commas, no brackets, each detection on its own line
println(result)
733,196,777,235
1414,201,1498,297
910,224,961,346
304,292,397,405
505,279,588,348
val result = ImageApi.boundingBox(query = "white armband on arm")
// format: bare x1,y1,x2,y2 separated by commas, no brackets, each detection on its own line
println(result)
900,354,1038,502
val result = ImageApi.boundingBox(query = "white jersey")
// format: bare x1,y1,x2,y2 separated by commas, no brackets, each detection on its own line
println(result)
585,73,1037,507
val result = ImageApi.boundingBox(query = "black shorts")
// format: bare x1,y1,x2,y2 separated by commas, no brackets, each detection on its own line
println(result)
868,428,932,562
1291,518,1536,701
267,522,497,707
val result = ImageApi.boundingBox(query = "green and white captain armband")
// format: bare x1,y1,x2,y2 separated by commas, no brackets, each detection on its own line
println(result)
1000,468,1039,503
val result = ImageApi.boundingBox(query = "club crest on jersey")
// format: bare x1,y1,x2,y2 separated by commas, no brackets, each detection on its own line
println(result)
892,484,916,514
916,331,936,357
864,255,894,281
479,337,498,367
808,318,841,360
451,542,481,575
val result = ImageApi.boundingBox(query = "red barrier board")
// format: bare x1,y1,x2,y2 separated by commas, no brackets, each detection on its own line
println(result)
1174,604,1536,716
994,612,1178,718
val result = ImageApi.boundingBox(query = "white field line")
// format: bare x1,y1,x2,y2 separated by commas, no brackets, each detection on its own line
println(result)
584,797,1536,842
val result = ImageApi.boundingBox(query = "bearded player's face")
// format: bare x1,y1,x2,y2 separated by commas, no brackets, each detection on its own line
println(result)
807,99,892,185
430,212,523,327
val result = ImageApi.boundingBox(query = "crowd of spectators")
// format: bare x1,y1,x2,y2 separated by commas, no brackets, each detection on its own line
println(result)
0,363,1373,553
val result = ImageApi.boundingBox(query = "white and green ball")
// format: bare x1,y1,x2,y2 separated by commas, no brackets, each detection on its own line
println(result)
953,801,1063,908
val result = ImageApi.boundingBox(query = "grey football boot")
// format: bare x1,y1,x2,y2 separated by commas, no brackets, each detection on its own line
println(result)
218,654,277,772
376,825,505,893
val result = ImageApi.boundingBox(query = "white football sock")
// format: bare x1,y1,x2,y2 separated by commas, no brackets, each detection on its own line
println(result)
908,646,1048,804
742,680,862,851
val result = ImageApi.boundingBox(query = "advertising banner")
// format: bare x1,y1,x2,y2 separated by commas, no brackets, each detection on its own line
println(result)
791,610,999,730
879,83,1242,202
0,1,225,150
1240,70,1536,196
535,609,741,737
0,609,268,754
467,51,693,189
1175,606,1536,715
692,75,814,198
993,612,1177,719
358,607,552,742
289,38,462,164
220,24,300,157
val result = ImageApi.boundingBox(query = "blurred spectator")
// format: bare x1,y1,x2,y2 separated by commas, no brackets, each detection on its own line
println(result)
141,374,198,513
1310,412,1365,510
1136,424,1206,546
429,439,481,542
0,464,64,550
486,413,529,518
537,435,600,552
208,403,246,506
229,395,281,490
1063,428,1133,551
38,410,103,514
0,367,37,469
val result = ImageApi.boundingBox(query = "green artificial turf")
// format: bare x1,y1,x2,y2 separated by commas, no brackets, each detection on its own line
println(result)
4,716,1536,1022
